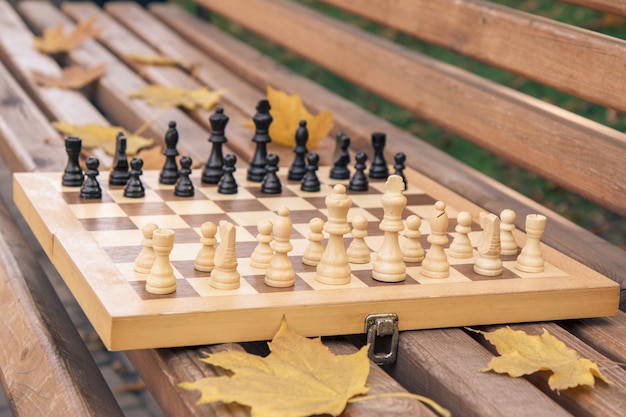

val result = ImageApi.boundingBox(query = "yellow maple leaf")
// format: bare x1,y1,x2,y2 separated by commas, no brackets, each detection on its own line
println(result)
125,53,199,71
127,85,225,111
246,86,333,149
33,16,103,54
478,327,613,391
52,121,153,156
32,64,106,89
179,319,370,417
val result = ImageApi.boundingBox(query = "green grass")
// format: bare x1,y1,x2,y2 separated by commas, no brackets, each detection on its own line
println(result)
177,0,626,248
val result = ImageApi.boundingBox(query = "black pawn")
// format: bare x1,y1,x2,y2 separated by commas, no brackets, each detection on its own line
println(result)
62,136,84,187
301,152,321,192
330,132,351,180
394,152,407,190
174,156,194,197
109,132,130,186
247,99,273,182
218,154,238,194
124,157,145,198
349,151,369,192
261,153,281,194
159,121,179,185
369,132,389,179
202,107,229,184
80,157,102,199
287,120,308,181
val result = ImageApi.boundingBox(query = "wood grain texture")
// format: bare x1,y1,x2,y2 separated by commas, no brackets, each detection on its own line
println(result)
193,0,626,216
153,3,626,310
559,311,626,364
473,322,626,416
562,0,626,16
320,0,626,113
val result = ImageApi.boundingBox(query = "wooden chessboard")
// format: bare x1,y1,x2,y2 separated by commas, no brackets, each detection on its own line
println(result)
13,166,619,350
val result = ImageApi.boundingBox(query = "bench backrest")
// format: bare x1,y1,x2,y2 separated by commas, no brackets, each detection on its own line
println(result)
193,0,626,217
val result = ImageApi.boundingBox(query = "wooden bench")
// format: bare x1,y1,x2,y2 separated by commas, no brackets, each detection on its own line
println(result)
0,0,625,416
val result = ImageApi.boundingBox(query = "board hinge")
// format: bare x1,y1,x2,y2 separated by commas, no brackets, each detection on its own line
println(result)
364,313,399,365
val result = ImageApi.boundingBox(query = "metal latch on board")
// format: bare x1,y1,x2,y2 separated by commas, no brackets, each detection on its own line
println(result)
364,313,399,365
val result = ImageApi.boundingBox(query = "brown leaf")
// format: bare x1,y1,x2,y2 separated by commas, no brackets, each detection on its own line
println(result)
32,64,106,89
33,16,104,54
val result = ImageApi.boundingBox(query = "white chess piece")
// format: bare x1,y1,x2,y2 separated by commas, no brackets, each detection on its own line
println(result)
402,215,424,263
449,211,473,259
516,214,547,273
316,184,352,285
373,175,407,282
145,228,176,294
500,209,519,256
474,213,503,276
347,215,370,264
421,201,450,278
250,219,273,269
302,217,325,266
194,221,217,272
210,221,240,290
134,223,158,274
265,207,295,287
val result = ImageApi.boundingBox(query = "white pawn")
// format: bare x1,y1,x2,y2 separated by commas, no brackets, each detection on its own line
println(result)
402,215,424,263
210,221,240,290
347,215,370,264
302,217,324,266
500,209,519,256
134,223,159,274
265,207,295,287
250,219,273,269
145,228,177,294
194,222,217,272
449,211,473,259
421,201,449,279
474,213,502,276
516,214,547,273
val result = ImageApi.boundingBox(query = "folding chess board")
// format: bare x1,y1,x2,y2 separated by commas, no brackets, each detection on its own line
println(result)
13,166,619,350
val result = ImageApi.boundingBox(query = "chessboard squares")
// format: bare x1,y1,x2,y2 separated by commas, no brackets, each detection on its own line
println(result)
94,229,143,248
409,266,472,284
352,270,418,287
453,264,518,281
68,202,128,219
257,196,318,212
128,214,190,230
186,276,258,297
348,191,384,208
409,204,460,220
169,242,202,261
130,279,200,300
108,188,163,203
285,181,334,197
502,260,568,279
179,213,233,228
164,199,223,216
298,271,369,291
286,209,326,225
212,198,268,213
227,210,278,228
118,202,176,217
152,188,207,201
197,185,256,201
116,261,183,282
79,216,138,231
63,190,114,205
243,273,313,293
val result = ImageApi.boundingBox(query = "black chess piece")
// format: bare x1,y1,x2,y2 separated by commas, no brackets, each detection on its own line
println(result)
202,107,229,184
301,152,321,192
109,132,130,186
174,156,194,197
247,99,273,182
62,136,84,187
287,120,308,181
80,157,102,199
369,132,389,179
261,153,281,194
124,157,145,198
394,151,407,190
349,151,368,192
159,121,179,185
330,132,351,180
218,154,238,194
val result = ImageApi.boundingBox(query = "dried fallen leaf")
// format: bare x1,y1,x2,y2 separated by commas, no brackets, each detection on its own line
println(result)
52,121,153,156
33,16,103,54
477,327,613,391
32,64,106,89
125,52,198,71
127,85,225,110
246,86,333,148
179,318,370,417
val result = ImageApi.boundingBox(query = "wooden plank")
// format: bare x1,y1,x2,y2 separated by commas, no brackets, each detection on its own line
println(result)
320,0,626,113
472,323,626,416
193,0,626,216
562,0,626,16
17,0,212,165
559,311,626,364
152,4,626,310
374,328,574,417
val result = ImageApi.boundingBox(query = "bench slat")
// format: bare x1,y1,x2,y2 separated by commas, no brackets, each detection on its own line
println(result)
562,0,626,16
194,0,626,217
320,0,626,114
